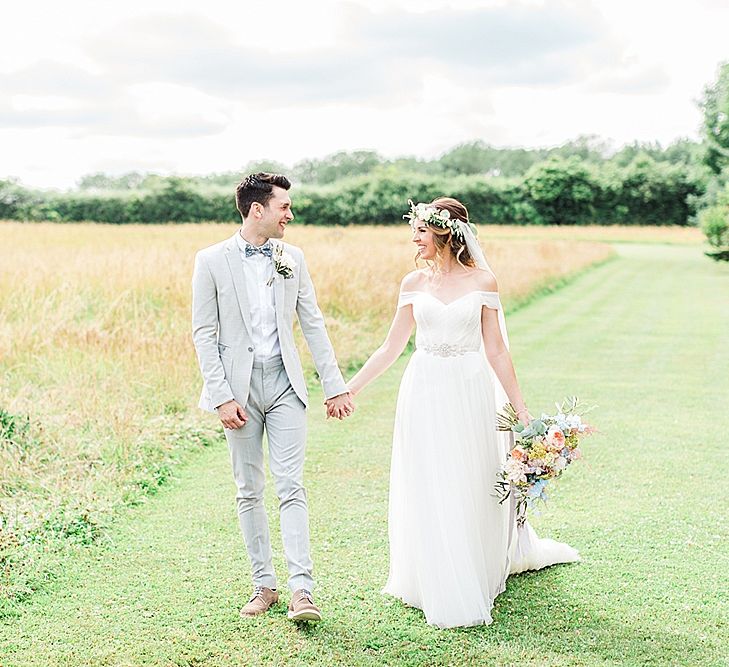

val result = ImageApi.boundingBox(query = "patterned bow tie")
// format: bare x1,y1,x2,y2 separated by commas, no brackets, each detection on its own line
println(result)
245,242,273,258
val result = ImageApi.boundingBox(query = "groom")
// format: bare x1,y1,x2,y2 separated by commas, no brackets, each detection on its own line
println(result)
191,172,354,622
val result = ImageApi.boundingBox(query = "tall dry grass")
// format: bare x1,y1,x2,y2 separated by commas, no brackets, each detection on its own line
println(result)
0,221,612,584
474,224,703,245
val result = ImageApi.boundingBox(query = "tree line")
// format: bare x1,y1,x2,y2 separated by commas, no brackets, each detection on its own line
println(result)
70,135,703,190
1,63,727,236
0,149,710,227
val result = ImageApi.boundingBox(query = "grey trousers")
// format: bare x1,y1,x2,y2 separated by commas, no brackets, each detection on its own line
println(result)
223,356,313,592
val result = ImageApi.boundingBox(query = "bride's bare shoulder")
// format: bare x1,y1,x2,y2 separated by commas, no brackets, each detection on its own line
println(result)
470,268,498,292
400,269,429,291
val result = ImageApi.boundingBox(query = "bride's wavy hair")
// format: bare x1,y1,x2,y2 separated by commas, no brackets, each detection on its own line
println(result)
415,197,476,270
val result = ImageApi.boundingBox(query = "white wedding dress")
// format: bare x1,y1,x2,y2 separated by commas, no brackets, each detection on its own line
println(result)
383,290,579,628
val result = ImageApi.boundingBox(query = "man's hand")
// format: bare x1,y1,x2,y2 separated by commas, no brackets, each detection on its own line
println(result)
217,399,248,429
324,393,355,420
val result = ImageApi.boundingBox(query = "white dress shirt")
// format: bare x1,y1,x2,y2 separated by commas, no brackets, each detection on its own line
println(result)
236,232,282,362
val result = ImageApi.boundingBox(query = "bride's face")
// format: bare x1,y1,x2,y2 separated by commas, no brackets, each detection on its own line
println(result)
412,222,436,260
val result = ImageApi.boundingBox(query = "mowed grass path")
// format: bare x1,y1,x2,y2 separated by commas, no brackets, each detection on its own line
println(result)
2,243,727,667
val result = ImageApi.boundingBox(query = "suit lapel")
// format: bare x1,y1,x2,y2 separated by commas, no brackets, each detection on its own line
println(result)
224,234,254,339
273,268,286,333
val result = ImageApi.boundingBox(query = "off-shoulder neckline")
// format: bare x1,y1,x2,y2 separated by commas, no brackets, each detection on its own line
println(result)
400,290,499,307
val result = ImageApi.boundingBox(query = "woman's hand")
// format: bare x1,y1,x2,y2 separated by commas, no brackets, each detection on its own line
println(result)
516,407,531,427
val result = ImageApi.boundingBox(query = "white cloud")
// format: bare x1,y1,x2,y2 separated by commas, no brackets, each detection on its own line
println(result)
0,0,727,188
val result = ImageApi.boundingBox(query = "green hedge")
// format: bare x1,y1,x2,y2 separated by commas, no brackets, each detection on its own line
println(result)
0,157,706,226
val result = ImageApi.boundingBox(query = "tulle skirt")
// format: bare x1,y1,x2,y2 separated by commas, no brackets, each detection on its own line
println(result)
384,350,511,628
383,349,580,628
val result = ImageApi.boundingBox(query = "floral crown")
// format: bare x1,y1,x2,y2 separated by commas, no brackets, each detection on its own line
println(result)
403,200,473,240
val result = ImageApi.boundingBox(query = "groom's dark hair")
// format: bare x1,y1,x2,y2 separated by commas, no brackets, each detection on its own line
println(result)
235,172,291,217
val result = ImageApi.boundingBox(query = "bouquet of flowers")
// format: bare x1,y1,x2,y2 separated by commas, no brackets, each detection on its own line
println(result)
494,397,595,524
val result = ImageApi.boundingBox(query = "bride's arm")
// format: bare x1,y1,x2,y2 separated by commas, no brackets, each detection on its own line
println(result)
347,302,415,397
481,303,530,424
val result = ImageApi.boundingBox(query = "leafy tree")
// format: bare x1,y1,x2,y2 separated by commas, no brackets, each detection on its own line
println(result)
439,141,496,175
550,135,609,164
700,182,729,261
77,172,146,191
611,139,704,169
242,159,289,176
0,179,30,218
524,158,597,225
387,157,444,176
701,61,729,174
662,138,705,166
439,140,546,177
618,155,701,226
292,151,383,184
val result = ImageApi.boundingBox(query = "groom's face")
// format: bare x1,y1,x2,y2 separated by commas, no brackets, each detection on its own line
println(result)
258,186,294,239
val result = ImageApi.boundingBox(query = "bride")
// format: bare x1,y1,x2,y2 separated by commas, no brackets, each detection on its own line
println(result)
346,197,579,628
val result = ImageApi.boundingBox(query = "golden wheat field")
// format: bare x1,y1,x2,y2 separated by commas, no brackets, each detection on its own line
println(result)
0,220,620,562
473,224,703,244
0,222,616,413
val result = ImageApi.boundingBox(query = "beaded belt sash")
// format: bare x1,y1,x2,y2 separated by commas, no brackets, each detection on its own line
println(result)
421,343,475,357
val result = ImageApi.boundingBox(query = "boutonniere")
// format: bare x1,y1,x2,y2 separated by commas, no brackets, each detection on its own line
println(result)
267,242,296,286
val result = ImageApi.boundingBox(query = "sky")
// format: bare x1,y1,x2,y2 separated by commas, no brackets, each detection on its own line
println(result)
1,0,727,189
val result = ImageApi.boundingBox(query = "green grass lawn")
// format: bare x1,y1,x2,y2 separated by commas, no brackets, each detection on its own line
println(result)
1,243,727,666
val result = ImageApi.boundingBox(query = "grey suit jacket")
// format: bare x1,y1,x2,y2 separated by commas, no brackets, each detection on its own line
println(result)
191,233,348,412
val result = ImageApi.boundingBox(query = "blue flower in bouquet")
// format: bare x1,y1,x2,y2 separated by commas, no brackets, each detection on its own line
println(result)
555,415,572,432
563,413,586,433
527,479,548,499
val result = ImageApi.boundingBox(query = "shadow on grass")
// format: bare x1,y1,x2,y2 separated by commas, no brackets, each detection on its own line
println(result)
242,564,719,667
473,566,714,666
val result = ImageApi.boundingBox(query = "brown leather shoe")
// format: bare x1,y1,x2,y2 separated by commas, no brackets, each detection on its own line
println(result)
239,586,279,617
287,588,321,622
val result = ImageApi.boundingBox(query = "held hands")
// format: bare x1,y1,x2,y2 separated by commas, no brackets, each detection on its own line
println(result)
324,392,355,420
217,399,249,429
